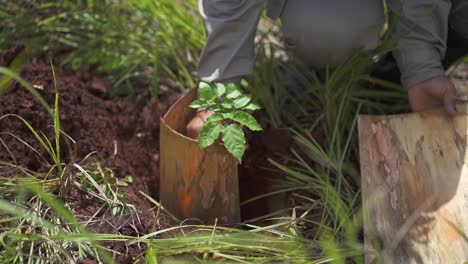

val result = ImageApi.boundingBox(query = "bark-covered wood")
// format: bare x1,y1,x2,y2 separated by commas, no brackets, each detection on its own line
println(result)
160,88,240,225
359,108,468,263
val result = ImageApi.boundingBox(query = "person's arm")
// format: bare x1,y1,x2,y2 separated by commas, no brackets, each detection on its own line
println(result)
198,0,266,83
389,0,450,88
187,0,266,139
388,0,456,114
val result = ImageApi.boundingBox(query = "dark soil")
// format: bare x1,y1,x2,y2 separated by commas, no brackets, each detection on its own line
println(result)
0,51,179,263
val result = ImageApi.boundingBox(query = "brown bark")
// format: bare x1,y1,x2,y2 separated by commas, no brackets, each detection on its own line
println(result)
160,88,240,225
359,108,468,263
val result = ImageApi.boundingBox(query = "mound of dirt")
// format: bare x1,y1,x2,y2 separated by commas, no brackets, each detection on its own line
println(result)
0,56,179,262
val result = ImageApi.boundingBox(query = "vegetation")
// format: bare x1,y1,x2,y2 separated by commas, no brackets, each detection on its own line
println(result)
0,0,205,98
189,82,262,161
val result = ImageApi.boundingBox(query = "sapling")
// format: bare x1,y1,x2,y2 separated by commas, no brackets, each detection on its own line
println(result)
189,82,263,162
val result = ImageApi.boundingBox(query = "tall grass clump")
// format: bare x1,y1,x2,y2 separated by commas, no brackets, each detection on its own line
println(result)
247,24,410,261
0,0,205,98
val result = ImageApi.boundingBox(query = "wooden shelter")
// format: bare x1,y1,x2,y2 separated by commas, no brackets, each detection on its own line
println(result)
160,89,240,225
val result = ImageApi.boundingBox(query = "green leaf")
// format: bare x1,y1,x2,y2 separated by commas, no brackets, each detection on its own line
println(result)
222,124,246,162
215,83,226,96
199,122,224,148
189,99,206,109
221,98,234,109
206,112,224,123
233,95,251,108
123,175,133,183
210,105,222,112
112,206,121,216
226,83,237,94
145,247,157,264
226,90,242,99
222,112,234,119
0,48,30,95
226,86,243,99
231,111,262,131
244,103,262,110
199,82,215,100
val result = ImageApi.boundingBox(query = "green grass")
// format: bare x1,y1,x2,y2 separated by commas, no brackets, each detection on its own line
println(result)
0,0,205,99
245,27,409,263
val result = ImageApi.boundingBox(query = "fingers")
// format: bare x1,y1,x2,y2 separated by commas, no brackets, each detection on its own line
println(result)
407,85,436,113
407,77,458,115
443,84,457,116
186,115,205,139
186,111,214,139
407,88,422,112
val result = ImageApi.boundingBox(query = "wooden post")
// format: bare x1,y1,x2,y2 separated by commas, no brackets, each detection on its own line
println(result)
160,88,240,225
359,107,468,263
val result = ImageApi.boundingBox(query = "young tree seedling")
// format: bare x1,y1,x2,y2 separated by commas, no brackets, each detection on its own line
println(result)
189,82,262,162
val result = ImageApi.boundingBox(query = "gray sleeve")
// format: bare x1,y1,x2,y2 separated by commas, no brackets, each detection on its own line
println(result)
388,0,451,88
198,0,266,83
450,0,468,39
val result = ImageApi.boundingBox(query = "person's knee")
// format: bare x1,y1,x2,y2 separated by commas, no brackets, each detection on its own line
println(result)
309,30,378,66
280,1,384,67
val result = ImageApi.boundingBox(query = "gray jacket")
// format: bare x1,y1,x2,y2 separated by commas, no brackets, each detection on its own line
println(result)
198,0,468,88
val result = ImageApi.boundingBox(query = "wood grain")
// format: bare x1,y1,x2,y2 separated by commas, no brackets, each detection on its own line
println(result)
160,88,240,225
359,109,468,263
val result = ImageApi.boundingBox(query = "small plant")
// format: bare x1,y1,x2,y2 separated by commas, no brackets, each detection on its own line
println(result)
189,82,263,162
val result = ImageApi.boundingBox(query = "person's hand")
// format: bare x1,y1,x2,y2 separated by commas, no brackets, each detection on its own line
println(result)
407,76,457,115
186,111,213,139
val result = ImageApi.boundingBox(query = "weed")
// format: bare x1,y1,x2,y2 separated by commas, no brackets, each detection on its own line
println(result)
74,159,134,217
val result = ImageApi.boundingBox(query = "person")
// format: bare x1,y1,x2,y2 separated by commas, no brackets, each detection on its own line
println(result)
187,0,468,139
